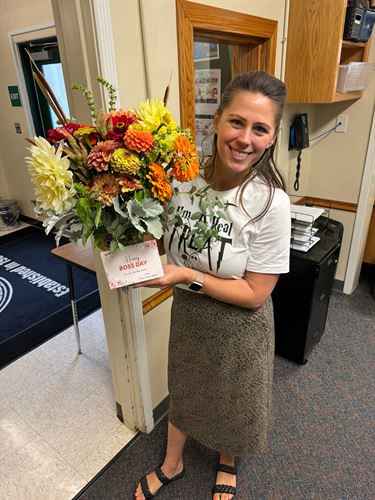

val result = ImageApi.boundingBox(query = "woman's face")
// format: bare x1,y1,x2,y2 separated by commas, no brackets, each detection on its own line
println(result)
213,90,277,186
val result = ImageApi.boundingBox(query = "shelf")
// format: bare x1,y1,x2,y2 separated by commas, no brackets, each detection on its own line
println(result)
342,40,366,48
333,90,363,102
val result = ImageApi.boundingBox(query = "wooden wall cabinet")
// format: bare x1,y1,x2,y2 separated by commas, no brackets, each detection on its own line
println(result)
285,0,370,103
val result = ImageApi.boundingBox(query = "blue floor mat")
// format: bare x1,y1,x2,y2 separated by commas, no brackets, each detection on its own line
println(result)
0,226,100,368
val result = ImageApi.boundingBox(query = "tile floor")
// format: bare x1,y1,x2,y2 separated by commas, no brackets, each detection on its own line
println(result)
0,223,137,499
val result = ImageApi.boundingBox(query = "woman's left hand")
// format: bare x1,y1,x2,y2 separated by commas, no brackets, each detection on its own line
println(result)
132,264,194,290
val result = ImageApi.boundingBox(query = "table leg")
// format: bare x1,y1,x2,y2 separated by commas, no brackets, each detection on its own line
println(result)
66,263,82,354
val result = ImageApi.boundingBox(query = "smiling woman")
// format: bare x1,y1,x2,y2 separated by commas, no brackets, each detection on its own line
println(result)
134,71,291,500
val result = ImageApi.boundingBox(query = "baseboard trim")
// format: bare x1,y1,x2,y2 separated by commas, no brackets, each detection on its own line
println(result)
153,395,170,425
19,214,43,228
333,279,344,292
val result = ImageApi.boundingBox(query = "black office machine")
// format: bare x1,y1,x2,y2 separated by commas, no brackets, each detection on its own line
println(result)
272,217,343,365
344,1,375,42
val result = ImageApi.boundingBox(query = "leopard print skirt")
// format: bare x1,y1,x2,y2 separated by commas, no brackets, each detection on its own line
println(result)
168,287,275,456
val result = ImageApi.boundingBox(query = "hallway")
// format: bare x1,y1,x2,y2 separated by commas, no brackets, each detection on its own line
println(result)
0,304,136,499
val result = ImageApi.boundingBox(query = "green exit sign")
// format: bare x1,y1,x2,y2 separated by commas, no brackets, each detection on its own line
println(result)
8,85,22,107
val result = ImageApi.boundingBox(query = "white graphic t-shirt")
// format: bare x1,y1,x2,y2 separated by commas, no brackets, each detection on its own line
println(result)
164,175,291,290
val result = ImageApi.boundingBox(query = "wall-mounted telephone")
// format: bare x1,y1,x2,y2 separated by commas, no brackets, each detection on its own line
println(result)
289,113,309,151
289,113,310,191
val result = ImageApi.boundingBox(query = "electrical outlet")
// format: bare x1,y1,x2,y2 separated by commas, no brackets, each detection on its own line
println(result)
335,114,348,133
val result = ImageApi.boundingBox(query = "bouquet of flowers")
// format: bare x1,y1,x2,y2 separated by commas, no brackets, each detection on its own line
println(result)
25,70,202,254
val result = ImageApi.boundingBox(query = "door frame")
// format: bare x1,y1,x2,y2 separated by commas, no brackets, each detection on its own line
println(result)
344,107,375,294
8,22,56,137
176,0,278,135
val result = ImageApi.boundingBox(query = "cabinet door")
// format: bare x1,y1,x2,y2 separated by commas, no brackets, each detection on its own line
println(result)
285,0,346,103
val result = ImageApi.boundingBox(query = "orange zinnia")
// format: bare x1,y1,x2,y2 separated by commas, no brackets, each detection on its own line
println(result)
146,163,173,204
170,135,199,182
123,128,154,153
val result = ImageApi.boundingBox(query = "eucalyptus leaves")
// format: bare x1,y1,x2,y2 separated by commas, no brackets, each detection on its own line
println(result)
168,185,234,251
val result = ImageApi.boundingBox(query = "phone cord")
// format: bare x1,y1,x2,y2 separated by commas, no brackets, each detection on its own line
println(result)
294,149,302,191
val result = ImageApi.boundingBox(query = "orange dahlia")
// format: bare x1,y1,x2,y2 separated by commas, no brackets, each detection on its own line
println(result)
170,135,199,182
118,174,142,193
123,128,154,153
90,173,120,206
146,162,173,204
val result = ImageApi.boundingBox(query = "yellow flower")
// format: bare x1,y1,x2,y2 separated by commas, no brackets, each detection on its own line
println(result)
155,130,180,153
26,137,76,214
73,126,97,138
137,99,177,133
110,148,141,175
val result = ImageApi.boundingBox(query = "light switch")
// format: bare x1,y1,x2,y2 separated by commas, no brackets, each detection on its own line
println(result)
15,123,22,134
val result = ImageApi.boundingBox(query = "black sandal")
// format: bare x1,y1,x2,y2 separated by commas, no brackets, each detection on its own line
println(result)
136,464,185,499
212,463,237,498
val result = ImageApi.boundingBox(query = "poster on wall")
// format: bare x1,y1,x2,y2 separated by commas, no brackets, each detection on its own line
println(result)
194,68,221,116
194,42,220,62
194,68,221,157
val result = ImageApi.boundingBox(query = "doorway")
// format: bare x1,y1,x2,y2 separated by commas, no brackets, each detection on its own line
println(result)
18,36,70,137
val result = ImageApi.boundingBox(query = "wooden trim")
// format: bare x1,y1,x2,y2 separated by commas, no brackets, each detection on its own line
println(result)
294,196,358,213
363,206,375,264
142,288,173,315
176,0,277,134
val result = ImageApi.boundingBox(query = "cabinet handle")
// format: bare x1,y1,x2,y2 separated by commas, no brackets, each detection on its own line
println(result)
319,291,327,302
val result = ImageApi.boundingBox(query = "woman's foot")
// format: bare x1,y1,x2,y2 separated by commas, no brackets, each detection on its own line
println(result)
134,461,185,499
212,453,237,500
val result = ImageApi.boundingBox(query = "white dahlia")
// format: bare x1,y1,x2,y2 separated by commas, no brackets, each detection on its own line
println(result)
26,136,76,215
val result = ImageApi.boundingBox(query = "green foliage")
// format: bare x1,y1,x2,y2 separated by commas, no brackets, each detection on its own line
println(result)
71,83,96,119
126,198,164,239
97,77,118,111
168,185,234,251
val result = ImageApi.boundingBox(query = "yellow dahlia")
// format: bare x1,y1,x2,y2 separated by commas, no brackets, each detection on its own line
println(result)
170,135,199,181
90,173,120,206
110,148,141,175
118,174,143,193
146,162,173,204
26,136,76,214
136,99,177,134
123,126,154,153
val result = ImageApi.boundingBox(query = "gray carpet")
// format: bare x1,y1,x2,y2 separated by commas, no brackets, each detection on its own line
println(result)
75,268,374,500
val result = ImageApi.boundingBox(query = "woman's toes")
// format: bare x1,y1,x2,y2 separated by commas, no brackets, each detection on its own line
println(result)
134,483,144,499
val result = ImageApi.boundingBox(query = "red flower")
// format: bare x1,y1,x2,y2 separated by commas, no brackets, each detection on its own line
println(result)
106,110,138,139
47,124,80,143
106,130,125,142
